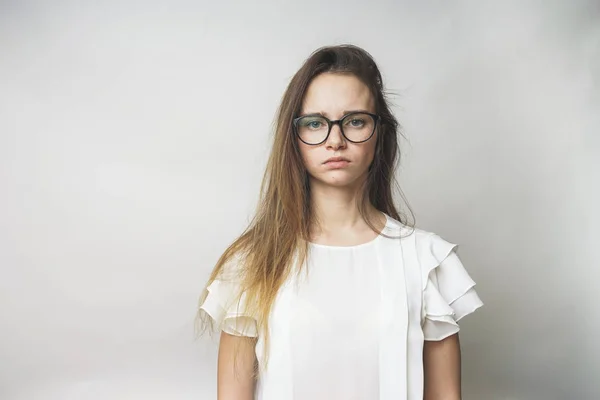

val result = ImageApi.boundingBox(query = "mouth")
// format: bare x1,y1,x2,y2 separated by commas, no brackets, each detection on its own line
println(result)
324,157,350,169
324,157,350,164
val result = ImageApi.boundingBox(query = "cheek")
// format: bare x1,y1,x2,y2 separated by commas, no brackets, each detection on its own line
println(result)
298,142,315,169
367,143,377,162
365,134,378,162
359,139,377,163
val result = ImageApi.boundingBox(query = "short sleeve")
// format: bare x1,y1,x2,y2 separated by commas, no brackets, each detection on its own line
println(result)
199,255,258,337
419,233,483,341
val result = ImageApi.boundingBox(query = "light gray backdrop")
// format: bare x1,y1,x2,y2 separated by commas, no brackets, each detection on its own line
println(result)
1,1,598,399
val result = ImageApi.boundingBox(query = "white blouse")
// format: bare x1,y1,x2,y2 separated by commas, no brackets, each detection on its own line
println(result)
200,213,483,400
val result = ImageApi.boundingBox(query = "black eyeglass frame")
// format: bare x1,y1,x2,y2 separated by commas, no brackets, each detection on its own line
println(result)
292,111,381,145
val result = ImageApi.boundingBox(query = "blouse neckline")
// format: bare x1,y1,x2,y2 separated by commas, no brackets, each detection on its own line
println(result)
308,212,392,250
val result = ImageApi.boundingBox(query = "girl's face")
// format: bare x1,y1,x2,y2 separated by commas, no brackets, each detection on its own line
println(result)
297,73,378,189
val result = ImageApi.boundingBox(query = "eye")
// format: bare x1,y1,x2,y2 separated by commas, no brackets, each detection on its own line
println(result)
346,118,365,128
299,117,326,130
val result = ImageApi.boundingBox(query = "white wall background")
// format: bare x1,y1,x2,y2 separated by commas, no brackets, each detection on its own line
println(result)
1,1,598,399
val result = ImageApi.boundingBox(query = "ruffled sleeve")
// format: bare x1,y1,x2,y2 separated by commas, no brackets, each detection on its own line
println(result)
199,255,258,337
419,233,483,341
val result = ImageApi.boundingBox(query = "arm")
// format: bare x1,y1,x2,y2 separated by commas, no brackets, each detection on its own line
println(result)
423,332,462,400
217,331,258,400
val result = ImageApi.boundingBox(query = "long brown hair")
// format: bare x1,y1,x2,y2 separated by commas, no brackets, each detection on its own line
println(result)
195,44,414,372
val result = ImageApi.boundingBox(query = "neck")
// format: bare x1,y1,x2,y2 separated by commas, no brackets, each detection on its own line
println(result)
308,177,382,235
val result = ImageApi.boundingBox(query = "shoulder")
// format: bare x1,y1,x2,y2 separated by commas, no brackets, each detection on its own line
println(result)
382,213,446,247
382,213,459,277
216,251,248,282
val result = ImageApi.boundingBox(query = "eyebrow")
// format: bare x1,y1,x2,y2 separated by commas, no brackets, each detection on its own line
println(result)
299,109,372,118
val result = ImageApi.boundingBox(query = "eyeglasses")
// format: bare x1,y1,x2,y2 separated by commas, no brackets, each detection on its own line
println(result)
292,111,380,145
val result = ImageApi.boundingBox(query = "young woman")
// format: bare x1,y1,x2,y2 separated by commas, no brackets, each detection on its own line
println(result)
196,44,483,400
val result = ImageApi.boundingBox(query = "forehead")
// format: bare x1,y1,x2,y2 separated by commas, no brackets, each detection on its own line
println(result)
301,73,374,116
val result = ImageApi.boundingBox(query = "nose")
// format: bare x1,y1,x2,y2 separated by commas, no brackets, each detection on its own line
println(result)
326,122,346,150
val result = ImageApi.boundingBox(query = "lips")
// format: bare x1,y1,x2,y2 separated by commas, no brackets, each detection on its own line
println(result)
323,156,350,169
324,156,350,164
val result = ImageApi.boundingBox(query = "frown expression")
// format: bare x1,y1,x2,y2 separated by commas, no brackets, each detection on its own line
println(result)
297,72,378,188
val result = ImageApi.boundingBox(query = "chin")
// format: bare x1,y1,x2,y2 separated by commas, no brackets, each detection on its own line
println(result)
314,172,361,188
